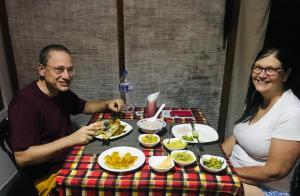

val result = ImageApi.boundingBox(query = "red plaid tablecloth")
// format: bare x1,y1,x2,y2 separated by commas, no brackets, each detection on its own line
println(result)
55,107,242,195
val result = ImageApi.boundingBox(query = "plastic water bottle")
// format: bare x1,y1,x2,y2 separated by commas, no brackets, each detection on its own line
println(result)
119,69,134,111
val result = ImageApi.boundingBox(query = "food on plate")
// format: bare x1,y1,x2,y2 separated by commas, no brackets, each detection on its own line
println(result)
104,151,138,169
141,134,159,144
164,139,187,149
181,135,194,141
192,131,200,138
171,151,195,163
137,119,166,134
176,127,191,135
203,157,224,169
156,156,173,169
200,155,227,172
148,156,175,172
139,134,160,147
178,127,201,142
95,118,126,139
139,120,162,130
171,150,196,166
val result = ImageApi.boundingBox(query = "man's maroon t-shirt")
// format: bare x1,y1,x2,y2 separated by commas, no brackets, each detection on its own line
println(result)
8,81,86,180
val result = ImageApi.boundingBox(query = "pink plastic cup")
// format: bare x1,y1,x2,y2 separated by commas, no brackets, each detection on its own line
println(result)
146,100,157,117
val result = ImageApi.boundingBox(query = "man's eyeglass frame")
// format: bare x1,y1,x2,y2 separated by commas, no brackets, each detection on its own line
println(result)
43,64,75,76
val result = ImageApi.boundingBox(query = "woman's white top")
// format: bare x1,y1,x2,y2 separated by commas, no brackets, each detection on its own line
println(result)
230,89,300,192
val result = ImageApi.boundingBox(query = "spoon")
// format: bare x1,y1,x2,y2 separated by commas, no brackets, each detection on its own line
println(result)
147,103,166,121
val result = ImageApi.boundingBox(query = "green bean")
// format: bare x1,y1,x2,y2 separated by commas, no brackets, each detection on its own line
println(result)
203,157,224,169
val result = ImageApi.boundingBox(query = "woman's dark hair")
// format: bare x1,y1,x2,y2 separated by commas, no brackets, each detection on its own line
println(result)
236,46,293,124
39,44,71,66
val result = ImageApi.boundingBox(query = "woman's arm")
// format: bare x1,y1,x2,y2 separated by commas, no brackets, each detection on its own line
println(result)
221,134,236,157
235,138,300,184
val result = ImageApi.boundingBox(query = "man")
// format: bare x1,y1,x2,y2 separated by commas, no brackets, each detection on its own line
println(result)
8,44,124,195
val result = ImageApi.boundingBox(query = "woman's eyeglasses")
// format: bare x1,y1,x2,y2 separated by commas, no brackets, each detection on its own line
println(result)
252,66,283,76
45,65,75,76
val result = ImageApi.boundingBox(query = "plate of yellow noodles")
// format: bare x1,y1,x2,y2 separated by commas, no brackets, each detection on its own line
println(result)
95,118,132,140
98,146,146,172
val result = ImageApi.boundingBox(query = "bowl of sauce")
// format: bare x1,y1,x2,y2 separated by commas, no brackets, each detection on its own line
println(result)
138,134,160,147
171,150,196,166
163,138,187,151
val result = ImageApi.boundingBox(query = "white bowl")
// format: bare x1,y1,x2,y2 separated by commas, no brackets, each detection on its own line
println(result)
138,134,160,147
163,138,187,151
137,119,166,134
148,156,175,172
171,150,196,166
200,154,227,173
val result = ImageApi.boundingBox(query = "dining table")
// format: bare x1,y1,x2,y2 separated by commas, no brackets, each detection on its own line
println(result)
54,107,242,195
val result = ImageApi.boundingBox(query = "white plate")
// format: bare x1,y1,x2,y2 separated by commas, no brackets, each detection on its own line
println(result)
172,124,218,143
98,146,145,172
95,121,132,140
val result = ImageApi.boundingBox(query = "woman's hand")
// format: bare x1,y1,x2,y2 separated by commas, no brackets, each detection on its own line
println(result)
221,135,236,157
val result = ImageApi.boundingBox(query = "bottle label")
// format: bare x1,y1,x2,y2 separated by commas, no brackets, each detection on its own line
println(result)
119,82,130,92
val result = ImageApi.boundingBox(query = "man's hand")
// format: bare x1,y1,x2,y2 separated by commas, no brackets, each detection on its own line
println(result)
14,123,98,167
67,124,98,145
107,98,124,112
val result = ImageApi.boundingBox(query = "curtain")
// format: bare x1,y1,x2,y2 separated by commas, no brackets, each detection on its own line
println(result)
225,0,271,137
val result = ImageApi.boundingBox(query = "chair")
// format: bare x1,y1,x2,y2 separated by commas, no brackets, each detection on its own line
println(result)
0,118,15,167
291,162,300,196
0,117,38,196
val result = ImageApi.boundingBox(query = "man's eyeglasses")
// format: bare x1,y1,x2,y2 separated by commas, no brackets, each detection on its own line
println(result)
45,65,75,76
252,66,283,76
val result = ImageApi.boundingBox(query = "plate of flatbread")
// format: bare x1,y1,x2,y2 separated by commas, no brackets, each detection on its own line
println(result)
95,118,132,140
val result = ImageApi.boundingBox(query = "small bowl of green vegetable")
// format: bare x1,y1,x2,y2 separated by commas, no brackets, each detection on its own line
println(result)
139,134,160,147
200,154,227,173
171,150,196,166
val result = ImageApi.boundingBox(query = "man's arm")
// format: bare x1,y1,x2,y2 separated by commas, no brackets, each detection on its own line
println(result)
14,124,98,167
83,99,124,114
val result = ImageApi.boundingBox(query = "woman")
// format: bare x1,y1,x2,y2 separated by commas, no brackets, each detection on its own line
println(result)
222,47,300,195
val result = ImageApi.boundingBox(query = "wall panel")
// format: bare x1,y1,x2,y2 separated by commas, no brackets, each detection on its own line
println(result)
5,0,120,100
124,0,226,128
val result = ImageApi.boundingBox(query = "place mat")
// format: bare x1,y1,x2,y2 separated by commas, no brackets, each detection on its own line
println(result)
83,121,222,159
